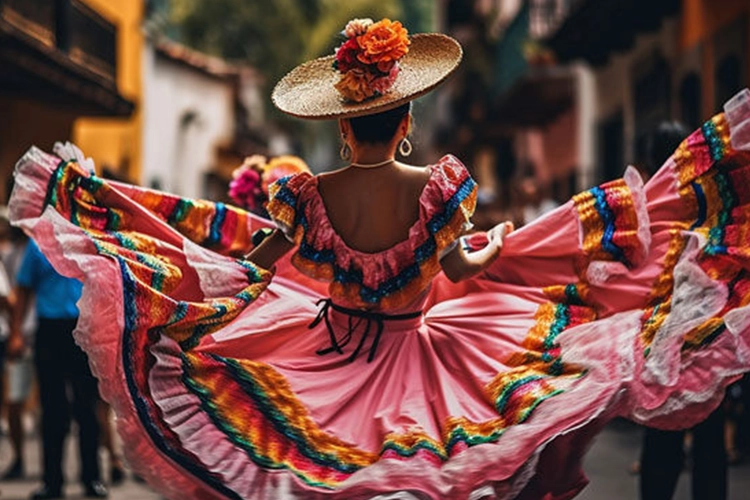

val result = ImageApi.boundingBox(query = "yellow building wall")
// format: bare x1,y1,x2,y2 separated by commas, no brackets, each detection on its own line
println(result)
73,0,144,182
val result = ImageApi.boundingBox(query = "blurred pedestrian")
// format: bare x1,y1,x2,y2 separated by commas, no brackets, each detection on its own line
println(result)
7,240,107,499
516,175,558,227
638,120,728,500
725,374,749,465
0,218,17,476
0,216,35,480
97,400,125,486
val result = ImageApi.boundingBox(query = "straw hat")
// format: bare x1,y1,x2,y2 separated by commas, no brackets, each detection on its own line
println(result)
272,32,462,120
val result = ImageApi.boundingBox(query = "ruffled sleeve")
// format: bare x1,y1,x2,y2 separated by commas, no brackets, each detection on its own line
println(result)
266,172,314,242
420,154,478,259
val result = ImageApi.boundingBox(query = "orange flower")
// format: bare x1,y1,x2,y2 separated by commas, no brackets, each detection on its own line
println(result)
356,19,410,69
334,69,375,103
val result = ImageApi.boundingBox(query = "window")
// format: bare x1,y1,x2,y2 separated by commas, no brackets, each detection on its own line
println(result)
715,54,742,109
679,73,701,129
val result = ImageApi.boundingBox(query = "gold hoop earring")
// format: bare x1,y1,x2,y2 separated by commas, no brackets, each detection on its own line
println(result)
398,137,412,157
340,142,352,161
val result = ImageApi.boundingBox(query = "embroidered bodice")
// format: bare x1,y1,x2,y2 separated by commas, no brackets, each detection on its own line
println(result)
266,155,477,310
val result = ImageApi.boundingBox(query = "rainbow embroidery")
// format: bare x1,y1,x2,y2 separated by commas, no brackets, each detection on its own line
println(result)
573,178,643,267
487,283,595,431
639,230,687,356
40,158,588,495
645,112,750,354
36,105,750,498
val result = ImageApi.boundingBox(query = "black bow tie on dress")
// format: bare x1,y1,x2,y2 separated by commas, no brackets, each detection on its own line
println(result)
309,298,422,363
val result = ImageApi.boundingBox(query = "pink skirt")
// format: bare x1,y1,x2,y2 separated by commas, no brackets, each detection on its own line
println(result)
9,90,750,499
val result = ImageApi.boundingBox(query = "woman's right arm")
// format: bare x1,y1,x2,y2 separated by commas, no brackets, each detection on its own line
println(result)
440,221,513,282
244,230,295,271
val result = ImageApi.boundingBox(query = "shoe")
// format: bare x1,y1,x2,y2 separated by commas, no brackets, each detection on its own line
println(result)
2,459,24,480
29,484,64,499
728,447,744,465
83,481,108,498
110,465,125,486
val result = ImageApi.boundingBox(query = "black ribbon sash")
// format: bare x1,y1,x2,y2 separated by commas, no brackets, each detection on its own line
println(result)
309,299,423,363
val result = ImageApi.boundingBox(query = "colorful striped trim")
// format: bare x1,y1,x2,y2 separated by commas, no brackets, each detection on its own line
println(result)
40,159,593,494
674,114,731,189
487,283,595,431
573,178,642,267
266,172,312,234
294,176,476,306
682,270,750,352
639,230,687,356
668,112,750,353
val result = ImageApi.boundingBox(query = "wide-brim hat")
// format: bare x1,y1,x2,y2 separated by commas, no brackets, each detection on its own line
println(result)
272,33,462,120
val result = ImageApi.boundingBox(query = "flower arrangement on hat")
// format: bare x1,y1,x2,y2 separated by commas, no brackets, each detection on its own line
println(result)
229,154,310,216
333,18,411,103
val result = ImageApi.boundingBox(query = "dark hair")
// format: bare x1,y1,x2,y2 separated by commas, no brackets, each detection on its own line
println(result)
349,102,411,143
648,121,689,171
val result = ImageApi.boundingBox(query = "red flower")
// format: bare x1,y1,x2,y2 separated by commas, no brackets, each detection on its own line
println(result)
335,38,362,73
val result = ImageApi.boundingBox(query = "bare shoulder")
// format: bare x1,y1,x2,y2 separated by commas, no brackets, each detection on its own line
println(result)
395,162,432,184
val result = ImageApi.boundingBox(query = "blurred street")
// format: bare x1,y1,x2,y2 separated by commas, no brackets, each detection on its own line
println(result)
579,420,750,500
1,419,749,499
0,428,159,500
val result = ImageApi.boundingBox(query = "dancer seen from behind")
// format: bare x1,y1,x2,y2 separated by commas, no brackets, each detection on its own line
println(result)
8,17,750,500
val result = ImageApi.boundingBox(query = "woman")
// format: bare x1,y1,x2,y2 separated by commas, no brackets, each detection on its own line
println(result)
9,18,750,500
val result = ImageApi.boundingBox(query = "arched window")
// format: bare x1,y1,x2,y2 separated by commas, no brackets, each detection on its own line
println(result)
679,73,701,129
715,54,741,109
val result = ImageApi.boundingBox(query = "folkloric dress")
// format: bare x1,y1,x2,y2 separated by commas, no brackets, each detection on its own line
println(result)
9,90,750,499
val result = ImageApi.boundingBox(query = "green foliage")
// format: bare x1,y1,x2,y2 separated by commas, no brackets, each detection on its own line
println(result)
168,0,311,85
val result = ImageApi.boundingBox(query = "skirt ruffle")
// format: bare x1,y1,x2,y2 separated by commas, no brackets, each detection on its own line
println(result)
9,90,750,499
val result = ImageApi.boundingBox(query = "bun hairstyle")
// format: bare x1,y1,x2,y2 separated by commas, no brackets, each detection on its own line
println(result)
349,102,411,144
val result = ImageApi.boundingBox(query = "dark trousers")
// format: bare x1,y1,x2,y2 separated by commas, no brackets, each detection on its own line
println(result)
34,318,101,488
640,405,727,500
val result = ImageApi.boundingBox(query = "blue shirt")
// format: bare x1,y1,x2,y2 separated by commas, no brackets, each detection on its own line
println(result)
16,240,81,319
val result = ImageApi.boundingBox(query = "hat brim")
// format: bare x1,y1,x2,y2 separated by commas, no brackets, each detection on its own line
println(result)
272,34,462,120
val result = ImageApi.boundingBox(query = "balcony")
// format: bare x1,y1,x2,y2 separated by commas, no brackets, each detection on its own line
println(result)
545,0,680,66
0,0,133,116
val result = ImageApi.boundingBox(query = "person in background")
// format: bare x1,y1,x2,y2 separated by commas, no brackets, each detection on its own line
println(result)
516,175,559,227
7,239,107,499
638,120,728,500
725,375,748,465
0,214,34,480
97,401,125,486
0,215,17,479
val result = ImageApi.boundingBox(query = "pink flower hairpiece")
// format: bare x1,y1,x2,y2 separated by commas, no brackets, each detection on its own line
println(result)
333,18,410,103
229,155,266,213
229,155,311,215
